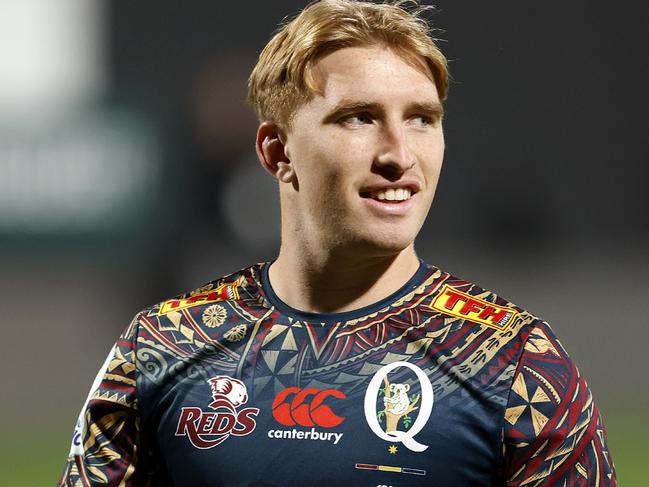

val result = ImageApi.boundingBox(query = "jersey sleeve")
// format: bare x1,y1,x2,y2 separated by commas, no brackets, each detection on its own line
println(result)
502,321,616,486
58,314,141,487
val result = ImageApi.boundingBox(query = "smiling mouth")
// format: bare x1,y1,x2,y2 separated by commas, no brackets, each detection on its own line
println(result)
361,188,413,202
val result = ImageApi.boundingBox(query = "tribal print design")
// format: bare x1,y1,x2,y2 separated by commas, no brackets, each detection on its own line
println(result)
58,263,616,486
503,322,615,485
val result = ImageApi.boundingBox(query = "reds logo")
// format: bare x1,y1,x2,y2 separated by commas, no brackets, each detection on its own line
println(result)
175,375,259,449
272,387,346,428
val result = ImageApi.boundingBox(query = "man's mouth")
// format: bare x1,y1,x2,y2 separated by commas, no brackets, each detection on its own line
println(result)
370,188,412,201
361,188,414,202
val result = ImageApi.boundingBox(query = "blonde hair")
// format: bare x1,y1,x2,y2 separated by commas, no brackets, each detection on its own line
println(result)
247,0,449,130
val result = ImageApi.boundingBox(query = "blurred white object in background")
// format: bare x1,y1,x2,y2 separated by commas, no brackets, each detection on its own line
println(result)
0,0,105,120
0,1,169,241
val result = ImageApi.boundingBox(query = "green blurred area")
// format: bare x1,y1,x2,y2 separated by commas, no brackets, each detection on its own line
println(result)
1,409,646,486
605,409,648,487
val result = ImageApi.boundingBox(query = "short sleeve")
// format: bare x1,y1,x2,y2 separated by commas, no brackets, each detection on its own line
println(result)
502,321,616,486
58,315,141,486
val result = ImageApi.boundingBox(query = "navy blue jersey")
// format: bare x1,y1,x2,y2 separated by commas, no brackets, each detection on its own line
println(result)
59,262,615,486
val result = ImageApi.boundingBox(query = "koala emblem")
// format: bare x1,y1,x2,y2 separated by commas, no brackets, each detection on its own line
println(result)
384,383,411,415
208,375,249,410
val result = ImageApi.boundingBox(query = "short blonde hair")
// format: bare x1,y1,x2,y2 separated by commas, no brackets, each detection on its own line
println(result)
247,0,449,130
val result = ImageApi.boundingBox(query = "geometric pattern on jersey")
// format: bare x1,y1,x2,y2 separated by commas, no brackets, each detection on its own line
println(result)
58,261,616,487
503,321,616,486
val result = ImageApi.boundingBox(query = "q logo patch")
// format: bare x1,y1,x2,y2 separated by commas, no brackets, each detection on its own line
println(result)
364,362,433,452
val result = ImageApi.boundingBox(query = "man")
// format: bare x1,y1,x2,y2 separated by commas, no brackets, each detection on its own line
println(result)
59,1,616,485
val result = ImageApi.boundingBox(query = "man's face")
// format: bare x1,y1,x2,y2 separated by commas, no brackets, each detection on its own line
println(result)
280,45,445,256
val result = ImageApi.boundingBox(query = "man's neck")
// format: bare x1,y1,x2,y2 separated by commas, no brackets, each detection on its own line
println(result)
267,245,421,314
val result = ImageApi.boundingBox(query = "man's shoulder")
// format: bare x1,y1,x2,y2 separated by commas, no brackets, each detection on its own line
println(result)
133,262,268,328
425,263,544,337
433,267,581,384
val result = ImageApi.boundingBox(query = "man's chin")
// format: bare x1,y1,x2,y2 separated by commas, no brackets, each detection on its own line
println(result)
345,232,416,257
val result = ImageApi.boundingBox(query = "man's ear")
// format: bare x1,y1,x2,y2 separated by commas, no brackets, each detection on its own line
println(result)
255,121,295,183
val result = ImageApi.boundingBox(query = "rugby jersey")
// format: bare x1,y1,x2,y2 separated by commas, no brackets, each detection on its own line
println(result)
59,261,616,486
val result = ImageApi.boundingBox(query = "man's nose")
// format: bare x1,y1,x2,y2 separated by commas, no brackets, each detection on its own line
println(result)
374,123,415,173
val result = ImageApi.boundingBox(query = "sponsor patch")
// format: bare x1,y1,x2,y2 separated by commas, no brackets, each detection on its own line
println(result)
272,387,346,427
175,375,259,449
267,427,344,445
158,283,239,315
430,285,517,331
267,387,346,445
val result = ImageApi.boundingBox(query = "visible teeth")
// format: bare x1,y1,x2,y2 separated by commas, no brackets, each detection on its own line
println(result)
372,188,412,201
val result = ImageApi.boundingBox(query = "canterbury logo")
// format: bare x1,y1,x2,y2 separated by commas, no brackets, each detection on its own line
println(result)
272,387,346,428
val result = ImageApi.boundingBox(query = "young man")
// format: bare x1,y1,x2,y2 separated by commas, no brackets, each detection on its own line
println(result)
59,1,616,485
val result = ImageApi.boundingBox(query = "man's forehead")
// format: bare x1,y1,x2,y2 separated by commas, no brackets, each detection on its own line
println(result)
310,45,440,106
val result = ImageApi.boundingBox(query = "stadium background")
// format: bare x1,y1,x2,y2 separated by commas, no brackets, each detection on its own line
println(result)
0,1,646,484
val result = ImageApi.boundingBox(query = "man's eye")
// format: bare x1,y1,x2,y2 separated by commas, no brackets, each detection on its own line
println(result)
342,113,372,126
410,115,434,128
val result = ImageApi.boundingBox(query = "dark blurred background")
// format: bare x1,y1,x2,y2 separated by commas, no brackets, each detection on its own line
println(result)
0,1,646,485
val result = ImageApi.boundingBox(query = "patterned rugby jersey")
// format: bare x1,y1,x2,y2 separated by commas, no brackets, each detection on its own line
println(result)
59,261,616,486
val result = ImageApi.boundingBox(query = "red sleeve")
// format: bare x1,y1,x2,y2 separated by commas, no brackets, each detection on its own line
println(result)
502,321,616,486
58,315,142,487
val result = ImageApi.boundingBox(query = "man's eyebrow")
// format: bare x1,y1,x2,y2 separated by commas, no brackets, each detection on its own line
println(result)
323,101,383,121
323,99,444,122
408,101,445,119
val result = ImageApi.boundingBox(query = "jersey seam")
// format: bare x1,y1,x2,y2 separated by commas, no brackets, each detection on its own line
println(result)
495,320,538,483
